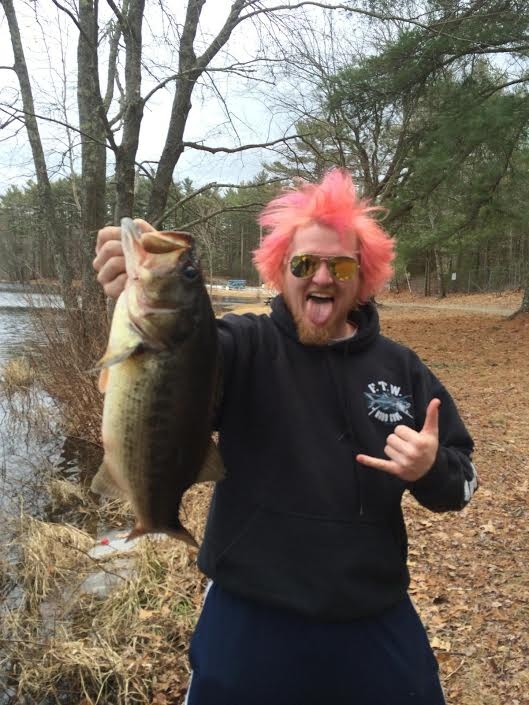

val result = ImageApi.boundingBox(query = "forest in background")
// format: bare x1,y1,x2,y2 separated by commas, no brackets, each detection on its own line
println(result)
0,0,528,311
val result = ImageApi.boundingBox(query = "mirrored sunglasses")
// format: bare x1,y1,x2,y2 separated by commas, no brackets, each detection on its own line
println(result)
289,253,360,281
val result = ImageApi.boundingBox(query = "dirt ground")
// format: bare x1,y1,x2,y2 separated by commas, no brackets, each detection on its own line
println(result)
224,292,529,705
378,302,529,705
380,288,523,310
4,291,526,704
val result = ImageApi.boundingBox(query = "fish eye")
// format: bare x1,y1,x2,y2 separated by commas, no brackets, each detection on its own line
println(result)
183,264,199,280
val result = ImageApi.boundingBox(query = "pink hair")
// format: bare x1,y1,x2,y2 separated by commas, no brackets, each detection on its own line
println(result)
253,169,395,302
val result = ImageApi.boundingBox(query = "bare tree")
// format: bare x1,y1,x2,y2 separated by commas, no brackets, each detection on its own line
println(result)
1,0,76,309
4,0,486,307
147,0,252,221
77,0,108,321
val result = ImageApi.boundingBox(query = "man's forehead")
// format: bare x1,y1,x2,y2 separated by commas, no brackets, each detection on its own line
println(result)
289,223,358,257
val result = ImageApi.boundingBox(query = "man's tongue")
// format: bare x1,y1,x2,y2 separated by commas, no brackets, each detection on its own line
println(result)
306,297,333,326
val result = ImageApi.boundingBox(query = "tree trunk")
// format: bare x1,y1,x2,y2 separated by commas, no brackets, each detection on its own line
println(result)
114,0,146,220
77,0,108,330
146,0,203,224
434,247,446,298
516,265,529,315
147,73,196,224
2,0,76,310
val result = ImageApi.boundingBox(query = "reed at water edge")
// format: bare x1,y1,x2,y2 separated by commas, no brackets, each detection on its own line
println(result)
0,288,213,705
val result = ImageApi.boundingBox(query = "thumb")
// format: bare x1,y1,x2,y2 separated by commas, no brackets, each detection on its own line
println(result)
421,398,441,436
133,218,158,234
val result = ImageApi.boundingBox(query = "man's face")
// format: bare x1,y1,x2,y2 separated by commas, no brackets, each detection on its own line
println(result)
282,223,361,344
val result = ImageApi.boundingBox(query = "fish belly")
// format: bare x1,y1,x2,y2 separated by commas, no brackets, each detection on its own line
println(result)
100,350,215,536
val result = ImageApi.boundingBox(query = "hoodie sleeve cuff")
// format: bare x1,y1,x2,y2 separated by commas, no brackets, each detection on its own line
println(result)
411,447,448,493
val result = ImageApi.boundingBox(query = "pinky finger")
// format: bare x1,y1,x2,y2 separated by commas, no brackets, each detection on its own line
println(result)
356,454,399,475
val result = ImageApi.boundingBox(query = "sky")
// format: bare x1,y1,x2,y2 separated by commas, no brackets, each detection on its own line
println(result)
0,0,304,196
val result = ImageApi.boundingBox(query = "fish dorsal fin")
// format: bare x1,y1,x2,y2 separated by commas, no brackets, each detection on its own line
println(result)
196,440,225,483
91,460,129,501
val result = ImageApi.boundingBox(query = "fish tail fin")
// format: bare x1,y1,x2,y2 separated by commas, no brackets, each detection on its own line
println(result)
167,524,199,549
125,524,148,542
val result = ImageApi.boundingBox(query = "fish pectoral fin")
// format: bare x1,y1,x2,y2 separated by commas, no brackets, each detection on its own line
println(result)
91,461,128,501
98,367,110,393
92,342,145,371
196,440,225,483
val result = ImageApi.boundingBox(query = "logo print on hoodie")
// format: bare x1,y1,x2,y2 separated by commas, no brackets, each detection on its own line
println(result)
364,381,413,424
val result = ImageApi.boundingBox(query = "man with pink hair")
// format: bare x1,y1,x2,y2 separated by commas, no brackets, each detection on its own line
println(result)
94,169,477,705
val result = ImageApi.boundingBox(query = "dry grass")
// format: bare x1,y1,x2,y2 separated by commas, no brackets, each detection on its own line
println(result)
16,515,95,610
48,476,135,531
4,292,524,703
0,288,217,703
1,499,210,705
0,356,35,396
48,477,91,511
27,296,107,445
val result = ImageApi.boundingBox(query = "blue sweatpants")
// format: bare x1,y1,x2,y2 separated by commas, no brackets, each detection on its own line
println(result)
186,583,446,705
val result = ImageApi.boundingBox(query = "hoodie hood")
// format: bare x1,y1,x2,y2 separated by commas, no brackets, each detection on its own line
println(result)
269,294,380,352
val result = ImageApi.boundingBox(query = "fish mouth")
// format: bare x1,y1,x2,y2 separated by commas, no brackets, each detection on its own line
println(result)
136,231,195,287
140,231,192,255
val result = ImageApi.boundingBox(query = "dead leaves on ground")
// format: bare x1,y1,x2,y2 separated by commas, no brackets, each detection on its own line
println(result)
379,306,529,705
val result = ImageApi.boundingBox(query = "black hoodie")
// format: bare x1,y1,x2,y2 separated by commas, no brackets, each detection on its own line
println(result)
198,296,476,621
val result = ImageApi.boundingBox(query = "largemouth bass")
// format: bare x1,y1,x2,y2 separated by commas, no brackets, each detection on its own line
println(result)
91,218,223,546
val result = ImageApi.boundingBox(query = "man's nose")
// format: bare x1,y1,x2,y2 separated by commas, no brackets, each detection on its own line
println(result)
311,260,334,285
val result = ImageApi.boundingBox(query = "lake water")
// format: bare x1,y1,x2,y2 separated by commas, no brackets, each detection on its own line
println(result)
0,285,93,533
0,291,61,364
0,283,263,537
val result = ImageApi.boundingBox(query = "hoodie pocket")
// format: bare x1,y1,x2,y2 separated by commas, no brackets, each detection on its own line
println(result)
213,507,408,619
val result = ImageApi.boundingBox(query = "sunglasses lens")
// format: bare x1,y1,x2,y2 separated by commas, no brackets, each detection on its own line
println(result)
290,255,318,278
290,254,359,280
331,257,358,281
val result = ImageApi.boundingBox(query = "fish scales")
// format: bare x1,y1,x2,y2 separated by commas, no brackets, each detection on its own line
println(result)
91,219,224,545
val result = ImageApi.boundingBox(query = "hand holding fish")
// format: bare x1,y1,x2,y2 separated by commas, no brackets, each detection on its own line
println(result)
93,219,155,298
356,399,440,481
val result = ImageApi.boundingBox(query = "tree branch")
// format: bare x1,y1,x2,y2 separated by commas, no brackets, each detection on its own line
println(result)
0,105,112,153
50,0,93,45
196,0,247,70
105,0,126,30
142,58,279,104
176,202,267,231
103,20,123,112
235,1,477,40
152,178,285,228
182,133,310,154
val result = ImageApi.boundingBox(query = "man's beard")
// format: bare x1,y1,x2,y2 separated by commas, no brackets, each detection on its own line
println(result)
293,313,334,345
